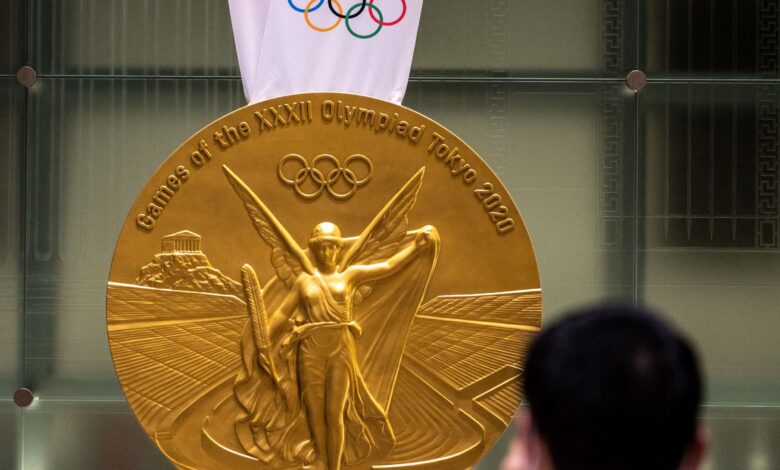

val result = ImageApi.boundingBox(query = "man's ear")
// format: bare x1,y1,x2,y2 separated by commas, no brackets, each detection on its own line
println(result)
517,409,534,447
519,409,547,469
679,425,708,470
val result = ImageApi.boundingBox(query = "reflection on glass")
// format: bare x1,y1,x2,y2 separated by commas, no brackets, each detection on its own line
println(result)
0,80,24,396
30,0,238,76
640,83,780,405
644,0,780,79
702,407,780,470
0,402,20,469
414,0,633,77
641,84,776,249
0,0,25,74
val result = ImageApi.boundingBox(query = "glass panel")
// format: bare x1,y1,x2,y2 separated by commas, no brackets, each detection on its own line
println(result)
21,400,170,470
0,79,25,395
413,0,637,78
28,0,637,79
639,82,780,405
11,0,780,468
643,0,780,79
0,0,26,74
25,78,243,399
0,401,21,470
702,406,780,470
29,0,239,77
405,81,638,320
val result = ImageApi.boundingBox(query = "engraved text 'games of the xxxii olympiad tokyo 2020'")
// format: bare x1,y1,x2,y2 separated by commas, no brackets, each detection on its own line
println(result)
106,92,542,470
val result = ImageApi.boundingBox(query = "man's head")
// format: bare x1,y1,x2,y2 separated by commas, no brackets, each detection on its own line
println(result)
308,222,342,273
521,304,705,470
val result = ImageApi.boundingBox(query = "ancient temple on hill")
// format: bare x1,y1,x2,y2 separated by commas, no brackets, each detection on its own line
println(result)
161,230,202,254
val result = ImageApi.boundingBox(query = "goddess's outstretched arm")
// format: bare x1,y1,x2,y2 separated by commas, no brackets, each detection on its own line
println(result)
346,226,438,284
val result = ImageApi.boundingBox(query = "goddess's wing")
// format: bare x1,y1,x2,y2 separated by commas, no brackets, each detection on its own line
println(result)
340,167,425,271
223,165,314,288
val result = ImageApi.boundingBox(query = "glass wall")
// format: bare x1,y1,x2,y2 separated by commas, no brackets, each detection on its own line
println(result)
1,1,778,468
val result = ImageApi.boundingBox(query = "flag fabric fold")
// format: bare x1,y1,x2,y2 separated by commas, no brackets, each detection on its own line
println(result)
228,0,272,102
228,0,423,104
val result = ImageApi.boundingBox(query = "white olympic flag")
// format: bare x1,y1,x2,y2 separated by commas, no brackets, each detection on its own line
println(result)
228,0,423,104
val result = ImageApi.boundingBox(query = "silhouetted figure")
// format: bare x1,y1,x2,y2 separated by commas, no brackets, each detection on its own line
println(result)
502,304,707,470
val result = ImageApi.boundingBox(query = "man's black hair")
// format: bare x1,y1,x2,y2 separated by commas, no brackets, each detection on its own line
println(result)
523,304,702,470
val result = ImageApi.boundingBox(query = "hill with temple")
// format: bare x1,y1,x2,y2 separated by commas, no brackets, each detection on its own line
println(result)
135,230,241,297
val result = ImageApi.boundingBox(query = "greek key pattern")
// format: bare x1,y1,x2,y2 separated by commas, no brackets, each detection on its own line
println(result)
757,86,779,247
488,0,508,73
601,0,624,75
278,153,373,200
487,0,508,167
757,0,779,247
758,0,779,75
599,0,623,247
600,87,623,248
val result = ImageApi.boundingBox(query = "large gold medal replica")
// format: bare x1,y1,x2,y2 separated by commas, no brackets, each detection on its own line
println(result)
107,93,541,470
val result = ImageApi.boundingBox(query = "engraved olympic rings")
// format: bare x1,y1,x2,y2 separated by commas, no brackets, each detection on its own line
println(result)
278,154,373,200
289,0,407,38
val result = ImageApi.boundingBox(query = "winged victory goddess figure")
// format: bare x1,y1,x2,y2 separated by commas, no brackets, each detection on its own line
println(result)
222,165,440,470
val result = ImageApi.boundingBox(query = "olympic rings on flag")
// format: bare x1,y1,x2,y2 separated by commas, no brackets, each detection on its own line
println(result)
369,0,406,26
329,0,366,19
290,0,407,38
278,154,374,200
288,0,323,13
305,0,342,32
345,3,382,39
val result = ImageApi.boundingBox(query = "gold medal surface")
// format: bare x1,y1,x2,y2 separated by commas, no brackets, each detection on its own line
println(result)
107,93,541,470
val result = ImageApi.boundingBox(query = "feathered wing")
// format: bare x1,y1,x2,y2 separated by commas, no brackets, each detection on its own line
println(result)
223,165,313,288
340,167,425,268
